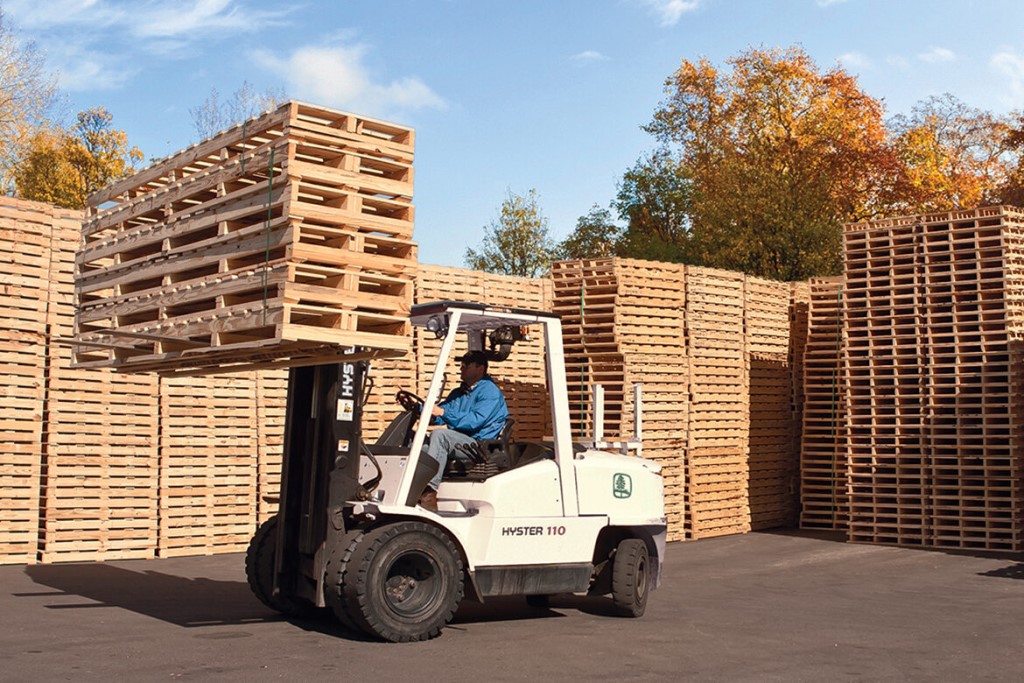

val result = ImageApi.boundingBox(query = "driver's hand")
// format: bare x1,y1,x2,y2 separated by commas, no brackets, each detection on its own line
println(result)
431,405,444,418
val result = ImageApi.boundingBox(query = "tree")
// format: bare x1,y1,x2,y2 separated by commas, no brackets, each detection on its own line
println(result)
645,46,893,279
1001,113,1024,206
466,189,556,277
888,94,1016,212
0,9,59,192
556,205,623,260
15,108,143,209
190,81,287,139
614,148,693,262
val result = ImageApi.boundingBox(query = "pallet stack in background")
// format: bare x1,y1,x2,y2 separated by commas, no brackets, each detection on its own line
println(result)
745,276,799,531
158,374,258,557
40,205,161,563
798,277,848,530
0,200,57,564
552,259,690,539
73,101,417,375
843,207,1024,551
685,267,751,539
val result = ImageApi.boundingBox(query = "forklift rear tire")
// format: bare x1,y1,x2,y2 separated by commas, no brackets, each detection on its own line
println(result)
344,521,464,642
610,538,649,618
245,515,319,619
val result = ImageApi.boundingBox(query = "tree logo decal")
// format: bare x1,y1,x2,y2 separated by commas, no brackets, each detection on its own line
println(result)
613,473,632,499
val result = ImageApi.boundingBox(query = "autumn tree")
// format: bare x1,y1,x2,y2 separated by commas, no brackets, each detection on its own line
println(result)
556,205,622,260
888,94,1016,212
645,46,893,279
614,147,693,262
190,81,287,140
0,9,59,192
466,189,556,277
15,108,143,209
1001,113,1024,206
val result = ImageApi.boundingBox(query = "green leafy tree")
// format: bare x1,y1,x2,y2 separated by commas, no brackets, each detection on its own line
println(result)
556,204,623,260
466,189,556,277
645,46,894,279
614,147,693,262
15,108,143,209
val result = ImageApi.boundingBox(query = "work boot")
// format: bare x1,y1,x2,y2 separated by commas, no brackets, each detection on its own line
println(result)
418,487,438,512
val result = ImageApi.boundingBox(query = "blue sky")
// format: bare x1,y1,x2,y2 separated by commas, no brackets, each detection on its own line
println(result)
8,0,1024,267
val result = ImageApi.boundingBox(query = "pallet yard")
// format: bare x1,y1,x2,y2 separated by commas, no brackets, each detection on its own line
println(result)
73,101,417,375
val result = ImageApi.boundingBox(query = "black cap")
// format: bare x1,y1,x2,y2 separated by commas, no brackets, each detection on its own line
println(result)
455,350,489,366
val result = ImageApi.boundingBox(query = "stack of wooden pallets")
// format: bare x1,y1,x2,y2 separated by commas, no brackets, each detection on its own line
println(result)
40,207,160,563
0,199,56,563
73,101,417,375
745,277,798,530
685,267,751,539
552,259,689,540
844,206,1024,551
158,374,258,556
799,277,848,529
255,370,287,524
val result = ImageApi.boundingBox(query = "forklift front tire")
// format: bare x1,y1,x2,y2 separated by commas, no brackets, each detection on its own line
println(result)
344,521,465,642
245,515,320,619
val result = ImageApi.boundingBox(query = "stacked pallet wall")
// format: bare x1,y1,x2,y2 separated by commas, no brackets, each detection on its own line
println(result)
75,102,417,374
255,369,287,523
799,277,848,529
0,199,52,563
40,210,160,562
158,374,258,556
745,276,797,530
686,267,750,539
552,259,689,541
843,206,1024,551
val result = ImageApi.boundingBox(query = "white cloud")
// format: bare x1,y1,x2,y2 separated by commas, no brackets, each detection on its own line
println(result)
817,0,850,6
918,46,956,64
250,44,446,117
837,52,871,69
992,49,1024,106
571,50,610,64
886,55,911,70
636,0,700,27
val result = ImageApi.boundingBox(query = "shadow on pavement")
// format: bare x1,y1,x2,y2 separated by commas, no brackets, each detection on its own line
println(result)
21,563,279,628
977,563,1024,580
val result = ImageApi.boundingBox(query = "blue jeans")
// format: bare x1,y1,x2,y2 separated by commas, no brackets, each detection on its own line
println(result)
426,428,478,490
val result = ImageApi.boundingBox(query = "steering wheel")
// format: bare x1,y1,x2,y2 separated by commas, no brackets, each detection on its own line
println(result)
395,389,424,413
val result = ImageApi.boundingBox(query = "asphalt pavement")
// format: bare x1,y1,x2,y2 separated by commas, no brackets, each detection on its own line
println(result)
2,529,1022,682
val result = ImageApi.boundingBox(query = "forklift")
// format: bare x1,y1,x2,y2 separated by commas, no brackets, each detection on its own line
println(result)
246,301,667,642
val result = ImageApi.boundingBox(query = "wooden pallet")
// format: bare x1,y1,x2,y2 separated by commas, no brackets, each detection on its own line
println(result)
73,101,417,375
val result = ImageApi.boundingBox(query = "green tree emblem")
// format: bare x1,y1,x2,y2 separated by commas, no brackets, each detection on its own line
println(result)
613,473,632,499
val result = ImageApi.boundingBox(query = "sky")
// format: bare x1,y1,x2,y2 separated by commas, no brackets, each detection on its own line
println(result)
6,0,1024,268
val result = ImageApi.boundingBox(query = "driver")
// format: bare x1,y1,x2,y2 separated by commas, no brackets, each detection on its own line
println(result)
417,350,508,511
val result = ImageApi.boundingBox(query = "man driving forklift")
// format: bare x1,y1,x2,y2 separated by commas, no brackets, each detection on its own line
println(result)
414,349,509,510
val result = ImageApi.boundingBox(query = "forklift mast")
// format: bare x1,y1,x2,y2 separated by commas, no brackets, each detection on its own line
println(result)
274,361,367,603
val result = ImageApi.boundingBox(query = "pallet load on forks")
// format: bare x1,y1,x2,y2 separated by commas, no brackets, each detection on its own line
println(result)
72,101,416,376
247,301,667,641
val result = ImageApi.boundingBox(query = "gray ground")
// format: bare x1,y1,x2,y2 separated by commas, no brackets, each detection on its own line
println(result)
2,529,1022,682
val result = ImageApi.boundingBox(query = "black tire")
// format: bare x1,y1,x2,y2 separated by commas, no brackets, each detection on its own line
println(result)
323,530,366,633
344,521,464,642
245,515,319,618
610,538,649,618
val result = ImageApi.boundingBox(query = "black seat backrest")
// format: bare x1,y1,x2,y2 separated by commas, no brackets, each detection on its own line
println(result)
375,411,417,447
479,417,515,456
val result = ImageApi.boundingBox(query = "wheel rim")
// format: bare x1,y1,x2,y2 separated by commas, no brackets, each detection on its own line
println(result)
382,550,443,619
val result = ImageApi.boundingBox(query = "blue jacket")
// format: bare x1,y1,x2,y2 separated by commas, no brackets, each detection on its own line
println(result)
433,375,508,439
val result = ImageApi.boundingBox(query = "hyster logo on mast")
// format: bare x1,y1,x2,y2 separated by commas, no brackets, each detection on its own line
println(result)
613,473,632,499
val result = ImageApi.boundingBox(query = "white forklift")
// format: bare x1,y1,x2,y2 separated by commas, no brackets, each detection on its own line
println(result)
246,301,667,642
